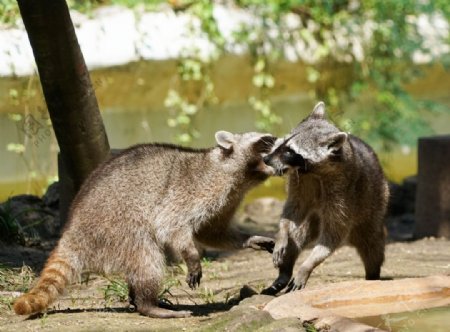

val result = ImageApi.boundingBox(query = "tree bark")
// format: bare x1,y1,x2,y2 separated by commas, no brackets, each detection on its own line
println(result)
17,0,110,192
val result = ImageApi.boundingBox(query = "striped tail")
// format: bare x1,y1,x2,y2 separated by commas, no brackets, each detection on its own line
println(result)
14,250,76,315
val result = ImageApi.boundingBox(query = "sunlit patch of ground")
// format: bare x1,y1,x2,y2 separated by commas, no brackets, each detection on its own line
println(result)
0,236,449,331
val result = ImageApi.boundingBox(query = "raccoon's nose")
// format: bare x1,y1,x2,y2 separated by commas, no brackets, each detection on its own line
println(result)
263,155,271,165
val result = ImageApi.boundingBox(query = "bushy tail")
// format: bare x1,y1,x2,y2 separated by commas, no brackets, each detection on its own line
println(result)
14,250,76,315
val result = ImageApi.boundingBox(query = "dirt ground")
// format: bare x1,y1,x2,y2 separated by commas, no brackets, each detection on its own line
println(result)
1,215,449,331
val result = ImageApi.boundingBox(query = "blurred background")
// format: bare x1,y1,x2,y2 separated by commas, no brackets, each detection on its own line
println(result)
0,0,449,201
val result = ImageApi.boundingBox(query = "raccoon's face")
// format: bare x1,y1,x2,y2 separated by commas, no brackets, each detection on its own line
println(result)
215,131,277,179
262,136,307,176
263,102,348,176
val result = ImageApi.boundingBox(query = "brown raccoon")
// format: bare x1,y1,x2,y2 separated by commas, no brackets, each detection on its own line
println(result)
262,102,389,294
14,131,276,318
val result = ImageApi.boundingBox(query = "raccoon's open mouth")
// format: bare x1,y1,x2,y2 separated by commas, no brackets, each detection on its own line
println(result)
274,166,289,176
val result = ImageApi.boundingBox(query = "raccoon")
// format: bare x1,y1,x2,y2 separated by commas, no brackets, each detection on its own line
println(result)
14,131,276,318
262,102,389,294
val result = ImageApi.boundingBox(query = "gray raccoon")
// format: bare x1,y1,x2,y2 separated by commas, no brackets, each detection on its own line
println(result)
14,131,276,318
262,102,389,294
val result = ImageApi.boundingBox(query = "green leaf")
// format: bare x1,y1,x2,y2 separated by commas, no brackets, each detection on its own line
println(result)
6,143,25,154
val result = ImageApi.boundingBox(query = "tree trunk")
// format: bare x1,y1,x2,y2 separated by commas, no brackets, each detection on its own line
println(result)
17,0,110,192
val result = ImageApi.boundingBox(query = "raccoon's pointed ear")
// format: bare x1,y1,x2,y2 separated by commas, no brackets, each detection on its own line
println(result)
310,101,326,120
328,132,348,152
215,131,235,150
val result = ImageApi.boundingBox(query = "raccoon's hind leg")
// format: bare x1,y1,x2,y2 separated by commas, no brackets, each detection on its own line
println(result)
350,223,385,280
128,285,136,308
262,216,318,295
127,246,191,318
286,226,341,292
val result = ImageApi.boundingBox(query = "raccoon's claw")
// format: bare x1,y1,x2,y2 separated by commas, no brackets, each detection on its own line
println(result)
285,279,298,292
259,238,275,253
246,236,275,253
272,243,288,267
186,270,202,289
285,277,306,293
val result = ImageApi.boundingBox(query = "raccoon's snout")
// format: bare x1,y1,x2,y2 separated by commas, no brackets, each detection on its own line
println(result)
253,159,276,177
264,148,308,176
263,155,288,176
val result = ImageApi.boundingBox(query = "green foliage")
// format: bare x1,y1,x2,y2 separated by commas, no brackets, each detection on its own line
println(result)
231,0,449,149
164,59,216,145
0,0,19,26
340,0,449,149
0,294,13,311
303,322,319,332
102,277,129,303
0,264,34,293
199,286,216,304
5,77,58,196
164,0,449,148
201,256,213,268
192,0,226,49
101,271,184,306
231,1,285,132
4,0,449,149
163,0,223,144
159,276,182,304
0,0,167,27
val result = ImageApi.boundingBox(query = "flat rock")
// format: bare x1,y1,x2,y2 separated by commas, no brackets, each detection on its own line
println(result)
233,293,274,310
200,306,274,332
255,317,305,332
264,275,450,331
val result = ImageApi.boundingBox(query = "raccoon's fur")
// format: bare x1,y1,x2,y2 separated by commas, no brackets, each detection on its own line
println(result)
14,131,276,318
262,102,389,294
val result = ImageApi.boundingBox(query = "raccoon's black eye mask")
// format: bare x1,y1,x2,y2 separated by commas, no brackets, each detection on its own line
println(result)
270,133,307,171
281,148,306,168
253,135,277,153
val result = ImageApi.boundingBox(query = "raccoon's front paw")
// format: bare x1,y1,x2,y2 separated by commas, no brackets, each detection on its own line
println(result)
261,273,291,295
245,236,275,253
272,240,288,267
285,272,309,292
186,269,202,289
